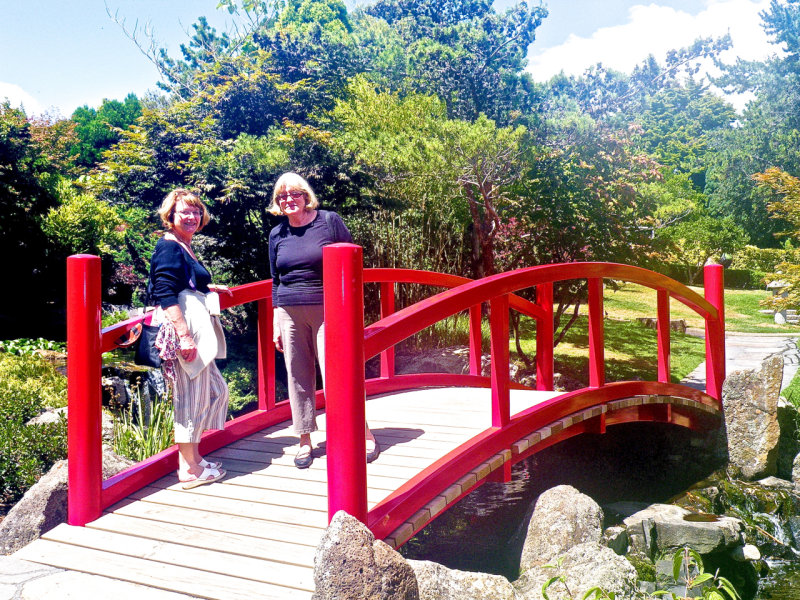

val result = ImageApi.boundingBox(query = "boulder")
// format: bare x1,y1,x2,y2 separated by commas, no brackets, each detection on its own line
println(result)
408,560,517,600
519,485,603,571
0,446,133,555
313,511,418,600
513,542,638,600
721,354,783,479
776,398,800,479
793,453,800,491
27,408,115,442
622,503,744,556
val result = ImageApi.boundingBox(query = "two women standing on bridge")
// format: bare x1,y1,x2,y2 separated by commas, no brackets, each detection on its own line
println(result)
148,189,232,489
268,172,379,469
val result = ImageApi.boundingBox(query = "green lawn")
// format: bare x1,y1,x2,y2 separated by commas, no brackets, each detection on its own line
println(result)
604,282,799,334
427,282,797,387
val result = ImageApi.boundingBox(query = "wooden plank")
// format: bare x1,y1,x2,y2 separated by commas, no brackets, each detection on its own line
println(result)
107,500,325,548
39,523,314,591
206,468,393,503
15,539,311,600
229,439,437,470
209,446,424,479
150,477,330,512
126,486,330,530
89,513,316,566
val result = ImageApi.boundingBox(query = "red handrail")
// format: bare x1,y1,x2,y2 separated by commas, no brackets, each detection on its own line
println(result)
66,252,724,531
323,250,726,528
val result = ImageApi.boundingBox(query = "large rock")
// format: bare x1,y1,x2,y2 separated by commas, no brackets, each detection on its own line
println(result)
621,503,744,556
0,446,133,555
313,511,418,600
408,560,517,600
513,542,638,600
721,354,782,479
519,485,603,571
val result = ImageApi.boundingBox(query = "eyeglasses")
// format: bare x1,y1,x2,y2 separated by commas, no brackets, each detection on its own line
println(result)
176,209,203,218
276,190,305,202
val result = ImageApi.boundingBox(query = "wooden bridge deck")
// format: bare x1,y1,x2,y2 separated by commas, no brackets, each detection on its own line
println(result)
14,387,560,599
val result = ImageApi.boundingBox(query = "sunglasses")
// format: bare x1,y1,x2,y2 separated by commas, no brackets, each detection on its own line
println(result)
276,190,306,202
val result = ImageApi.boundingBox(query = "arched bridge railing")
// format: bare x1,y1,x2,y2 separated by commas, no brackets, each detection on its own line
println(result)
321,244,725,539
65,251,724,534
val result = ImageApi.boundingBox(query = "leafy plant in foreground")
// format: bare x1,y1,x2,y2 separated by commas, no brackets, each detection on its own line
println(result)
654,547,740,600
113,389,175,462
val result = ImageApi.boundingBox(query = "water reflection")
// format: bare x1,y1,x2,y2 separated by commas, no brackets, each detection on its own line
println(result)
397,423,800,598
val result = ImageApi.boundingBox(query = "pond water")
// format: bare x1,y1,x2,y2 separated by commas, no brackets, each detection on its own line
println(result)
397,422,800,598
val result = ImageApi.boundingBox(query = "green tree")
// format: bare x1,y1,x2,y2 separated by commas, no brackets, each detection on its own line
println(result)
0,103,61,337
330,76,524,278
363,0,547,122
706,0,800,245
657,213,747,283
70,94,142,169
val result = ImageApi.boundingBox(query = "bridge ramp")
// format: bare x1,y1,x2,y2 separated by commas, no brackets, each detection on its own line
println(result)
14,388,558,599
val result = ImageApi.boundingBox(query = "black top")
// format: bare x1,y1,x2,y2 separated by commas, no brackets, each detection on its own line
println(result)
149,237,212,309
269,210,352,307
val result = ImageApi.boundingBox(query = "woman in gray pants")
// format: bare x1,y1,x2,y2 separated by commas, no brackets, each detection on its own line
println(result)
268,172,379,469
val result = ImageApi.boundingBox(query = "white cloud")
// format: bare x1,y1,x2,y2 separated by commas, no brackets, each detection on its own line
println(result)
528,0,775,82
0,82,44,116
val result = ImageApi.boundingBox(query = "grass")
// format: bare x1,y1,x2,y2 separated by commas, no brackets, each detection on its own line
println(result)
604,282,799,334
407,282,798,387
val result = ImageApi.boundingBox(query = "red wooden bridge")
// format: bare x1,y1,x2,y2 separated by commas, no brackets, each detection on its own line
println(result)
14,247,725,599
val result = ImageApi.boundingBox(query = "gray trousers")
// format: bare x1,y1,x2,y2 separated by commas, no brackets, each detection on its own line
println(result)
275,305,325,435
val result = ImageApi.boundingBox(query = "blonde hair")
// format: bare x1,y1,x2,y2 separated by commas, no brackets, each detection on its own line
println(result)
158,189,210,231
268,172,319,216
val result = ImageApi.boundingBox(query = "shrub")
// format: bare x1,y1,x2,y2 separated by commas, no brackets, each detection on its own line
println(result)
0,337,66,356
731,244,800,273
0,419,67,506
0,353,66,419
0,353,68,506
223,361,258,417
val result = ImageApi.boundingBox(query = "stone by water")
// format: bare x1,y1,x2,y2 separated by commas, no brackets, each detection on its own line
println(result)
398,422,800,599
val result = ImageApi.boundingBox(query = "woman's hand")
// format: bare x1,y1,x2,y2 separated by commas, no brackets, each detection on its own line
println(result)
273,331,283,353
208,284,233,296
179,333,198,362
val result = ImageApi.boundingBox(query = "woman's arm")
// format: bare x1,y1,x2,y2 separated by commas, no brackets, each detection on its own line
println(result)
163,304,198,362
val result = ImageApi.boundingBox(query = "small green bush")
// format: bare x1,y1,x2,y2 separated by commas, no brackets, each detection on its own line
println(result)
0,353,68,506
102,310,129,328
0,338,66,356
223,361,258,417
0,354,67,419
0,419,67,506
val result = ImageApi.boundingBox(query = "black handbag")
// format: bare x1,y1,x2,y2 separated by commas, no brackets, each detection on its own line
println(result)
134,314,162,368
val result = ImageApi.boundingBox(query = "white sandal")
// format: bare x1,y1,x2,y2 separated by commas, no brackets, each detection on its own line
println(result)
199,458,222,470
179,466,226,490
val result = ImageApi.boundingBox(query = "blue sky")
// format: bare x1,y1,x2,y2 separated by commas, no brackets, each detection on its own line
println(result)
0,0,776,117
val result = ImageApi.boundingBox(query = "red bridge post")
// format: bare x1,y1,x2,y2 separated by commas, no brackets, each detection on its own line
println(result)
323,243,368,524
704,264,726,402
588,277,605,388
535,282,554,391
490,294,510,427
469,305,482,376
657,289,671,383
380,282,396,378
66,255,103,526
256,299,275,410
